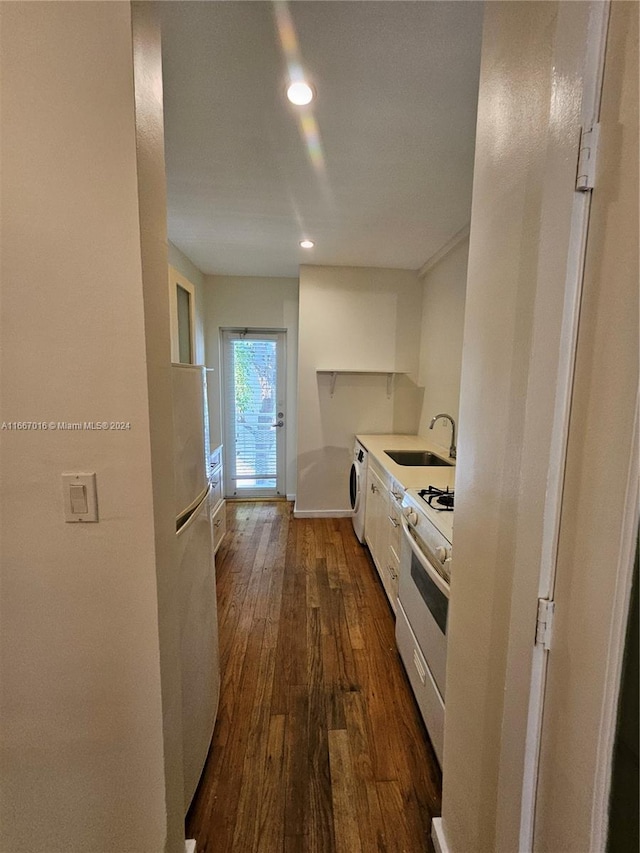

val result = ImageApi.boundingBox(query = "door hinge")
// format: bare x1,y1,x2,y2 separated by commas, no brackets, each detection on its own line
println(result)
576,124,600,191
535,598,555,650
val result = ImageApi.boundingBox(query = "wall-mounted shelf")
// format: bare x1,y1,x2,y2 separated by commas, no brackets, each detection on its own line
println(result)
316,370,407,398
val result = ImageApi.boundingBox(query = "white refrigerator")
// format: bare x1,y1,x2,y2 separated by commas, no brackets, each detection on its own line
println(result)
171,363,220,813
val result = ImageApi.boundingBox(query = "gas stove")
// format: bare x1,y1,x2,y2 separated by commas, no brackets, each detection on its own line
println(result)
417,485,454,511
403,485,454,545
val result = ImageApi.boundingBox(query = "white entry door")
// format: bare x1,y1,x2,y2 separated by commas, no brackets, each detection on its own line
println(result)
221,329,286,498
532,3,639,848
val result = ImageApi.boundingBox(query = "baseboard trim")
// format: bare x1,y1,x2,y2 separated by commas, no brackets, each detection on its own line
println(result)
432,818,450,853
185,841,196,853
293,504,353,519
286,493,296,502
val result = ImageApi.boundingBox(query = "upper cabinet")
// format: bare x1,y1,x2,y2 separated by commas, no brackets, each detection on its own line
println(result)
169,265,196,364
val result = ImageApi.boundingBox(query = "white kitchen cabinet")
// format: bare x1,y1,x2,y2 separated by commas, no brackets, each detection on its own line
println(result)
386,478,404,611
209,445,226,553
387,548,400,611
364,459,387,579
364,459,403,611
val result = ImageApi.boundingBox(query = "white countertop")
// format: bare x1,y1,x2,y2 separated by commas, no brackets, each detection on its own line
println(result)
356,433,456,491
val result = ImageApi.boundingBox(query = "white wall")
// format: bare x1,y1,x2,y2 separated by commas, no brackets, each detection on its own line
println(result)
416,236,468,454
203,275,299,498
168,241,206,365
0,4,183,851
296,265,422,514
439,3,603,851
133,7,185,848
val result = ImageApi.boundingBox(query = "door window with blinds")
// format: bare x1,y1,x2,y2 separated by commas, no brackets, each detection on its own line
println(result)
221,329,286,498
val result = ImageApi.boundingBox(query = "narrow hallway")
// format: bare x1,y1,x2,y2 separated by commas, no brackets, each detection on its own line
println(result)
186,502,442,852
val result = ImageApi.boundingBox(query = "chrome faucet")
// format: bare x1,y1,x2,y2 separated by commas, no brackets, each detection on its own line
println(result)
429,413,457,459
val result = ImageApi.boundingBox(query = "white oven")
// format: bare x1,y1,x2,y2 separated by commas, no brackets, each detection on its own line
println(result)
395,489,452,765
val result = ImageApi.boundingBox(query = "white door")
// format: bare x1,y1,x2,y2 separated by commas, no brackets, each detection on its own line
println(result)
532,2,639,848
221,329,286,498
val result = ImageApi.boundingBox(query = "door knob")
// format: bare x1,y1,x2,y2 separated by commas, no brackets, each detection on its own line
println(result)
271,420,284,427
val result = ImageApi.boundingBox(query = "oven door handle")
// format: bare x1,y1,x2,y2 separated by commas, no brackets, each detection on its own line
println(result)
401,515,450,599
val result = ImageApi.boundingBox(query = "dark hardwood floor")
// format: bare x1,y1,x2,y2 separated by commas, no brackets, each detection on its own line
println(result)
186,501,442,852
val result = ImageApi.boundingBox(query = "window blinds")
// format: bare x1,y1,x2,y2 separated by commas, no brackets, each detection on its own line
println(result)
222,333,278,489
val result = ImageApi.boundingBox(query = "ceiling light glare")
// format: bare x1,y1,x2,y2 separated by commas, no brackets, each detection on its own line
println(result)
300,239,315,249
287,81,314,106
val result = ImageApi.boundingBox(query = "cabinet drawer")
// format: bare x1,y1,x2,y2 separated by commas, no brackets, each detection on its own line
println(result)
211,500,226,553
388,478,404,553
210,445,223,471
210,466,223,506
387,503,401,553
387,546,400,609
389,479,404,506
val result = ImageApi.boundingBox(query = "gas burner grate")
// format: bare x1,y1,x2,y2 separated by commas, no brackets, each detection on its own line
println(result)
418,485,455,511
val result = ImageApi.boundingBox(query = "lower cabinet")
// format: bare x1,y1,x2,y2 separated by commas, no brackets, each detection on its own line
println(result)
209,445,226,554
387,544,400,612
364,459,403,611
211,499,226,552
387,478,403,609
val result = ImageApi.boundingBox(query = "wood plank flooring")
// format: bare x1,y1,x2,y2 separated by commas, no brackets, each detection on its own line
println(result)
186,501,442,852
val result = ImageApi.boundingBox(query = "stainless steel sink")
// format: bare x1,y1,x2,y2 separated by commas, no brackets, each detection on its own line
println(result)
384,449,454,467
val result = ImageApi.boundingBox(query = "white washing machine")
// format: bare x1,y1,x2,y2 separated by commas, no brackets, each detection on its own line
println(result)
350,440,368,543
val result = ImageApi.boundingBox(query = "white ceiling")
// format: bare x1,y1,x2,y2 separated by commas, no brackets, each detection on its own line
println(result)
158,1,483,278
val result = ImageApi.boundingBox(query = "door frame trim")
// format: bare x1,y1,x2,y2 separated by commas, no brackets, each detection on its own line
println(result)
220,327,287,499
168,265,196,364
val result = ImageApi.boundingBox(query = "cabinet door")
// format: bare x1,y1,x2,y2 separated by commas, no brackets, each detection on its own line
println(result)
211,499,226,553
365,463,389,585
387,545,400,612
364,464,380,553
210,465,223,507
387,482,403,557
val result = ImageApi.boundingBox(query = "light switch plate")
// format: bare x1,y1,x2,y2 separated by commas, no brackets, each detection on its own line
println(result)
62,472,98,522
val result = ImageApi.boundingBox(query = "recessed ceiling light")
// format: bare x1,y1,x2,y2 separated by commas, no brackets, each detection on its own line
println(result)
300,239,314,249
287,81,314,106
